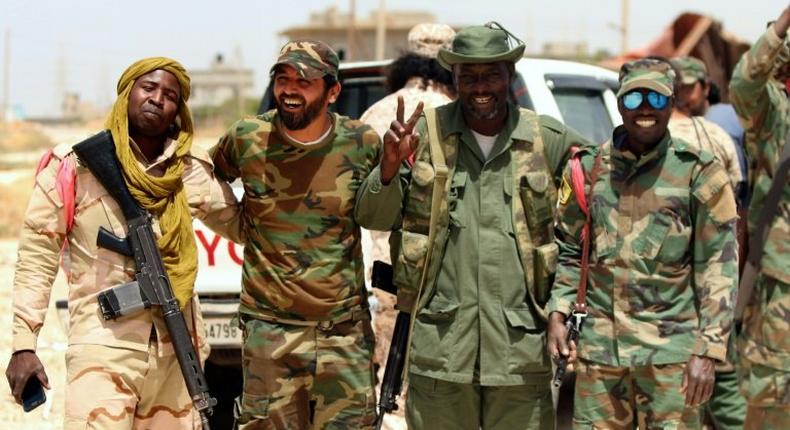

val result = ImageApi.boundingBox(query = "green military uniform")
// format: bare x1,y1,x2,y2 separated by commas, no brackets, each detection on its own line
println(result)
356,102,586,430
549,59,739,429
729,22,790,429
210,41,380,429
355,25,590,429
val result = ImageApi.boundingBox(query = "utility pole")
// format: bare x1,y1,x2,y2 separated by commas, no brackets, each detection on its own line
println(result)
375,0,387,61
1,29,9,123
621,0,629,54
346,0,356,61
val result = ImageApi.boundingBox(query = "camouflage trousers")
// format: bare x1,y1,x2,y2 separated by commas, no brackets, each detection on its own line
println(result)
704,334,746,430
63,342,204,429
573,359,702,429
739,361,790,430
405,372,554,430
705,370,746,430
236,315,377,429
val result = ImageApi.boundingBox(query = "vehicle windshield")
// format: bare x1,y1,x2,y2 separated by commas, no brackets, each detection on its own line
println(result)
552,88,613,144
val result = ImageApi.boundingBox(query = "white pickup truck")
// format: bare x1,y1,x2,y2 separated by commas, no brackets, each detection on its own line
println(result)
58,57,622,429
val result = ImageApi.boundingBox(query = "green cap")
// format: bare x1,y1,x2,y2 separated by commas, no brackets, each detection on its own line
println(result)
270,39,339,80
617,58,676,97
671,56,707,85
437,22,525,71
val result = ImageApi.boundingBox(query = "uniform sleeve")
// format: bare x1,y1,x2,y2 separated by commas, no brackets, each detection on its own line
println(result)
729,23,786,136
12,157,67,352
354,118,428,231
183,156,243,244
209,122,242,183
690,161,739,361
547,159,590,316
539,115,593,183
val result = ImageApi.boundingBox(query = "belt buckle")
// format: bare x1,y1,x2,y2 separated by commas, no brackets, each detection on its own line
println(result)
316,320,334,332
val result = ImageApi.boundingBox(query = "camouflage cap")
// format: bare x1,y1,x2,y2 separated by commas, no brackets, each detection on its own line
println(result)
408,23,456,58
617,58,676,97
671,56,707,84
270,39,339,80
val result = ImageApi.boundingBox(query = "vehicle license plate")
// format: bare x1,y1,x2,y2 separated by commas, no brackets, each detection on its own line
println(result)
203,317,242,347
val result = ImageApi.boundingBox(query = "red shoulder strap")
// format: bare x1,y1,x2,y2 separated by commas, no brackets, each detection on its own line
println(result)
568,147,602,312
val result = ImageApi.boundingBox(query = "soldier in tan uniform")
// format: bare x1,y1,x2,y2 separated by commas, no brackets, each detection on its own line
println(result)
4,57,242,429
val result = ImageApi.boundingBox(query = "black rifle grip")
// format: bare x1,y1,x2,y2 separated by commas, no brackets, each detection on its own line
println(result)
73,130,145,221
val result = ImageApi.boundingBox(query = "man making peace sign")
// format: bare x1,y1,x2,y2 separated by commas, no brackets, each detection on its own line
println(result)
355,22,590,430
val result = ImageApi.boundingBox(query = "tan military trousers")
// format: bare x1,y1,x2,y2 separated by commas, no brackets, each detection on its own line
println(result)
63,341,203,429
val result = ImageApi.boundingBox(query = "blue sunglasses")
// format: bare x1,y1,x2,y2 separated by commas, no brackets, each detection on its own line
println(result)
621,90,669,110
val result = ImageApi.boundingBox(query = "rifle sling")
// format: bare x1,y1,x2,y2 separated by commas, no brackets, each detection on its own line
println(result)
572,149,602,312
402,108,448,384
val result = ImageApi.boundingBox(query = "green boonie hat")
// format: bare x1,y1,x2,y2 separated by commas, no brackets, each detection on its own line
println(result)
270,39,339,80
671,56,707,85
437,21,526,71
617,58,676,97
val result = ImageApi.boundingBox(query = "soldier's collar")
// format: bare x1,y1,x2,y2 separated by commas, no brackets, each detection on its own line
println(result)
612,125,670,164
274,112,337,150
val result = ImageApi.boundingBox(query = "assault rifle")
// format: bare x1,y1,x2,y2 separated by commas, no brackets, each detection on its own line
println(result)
73,130,216,430
374,311,410,430
371,261,407,430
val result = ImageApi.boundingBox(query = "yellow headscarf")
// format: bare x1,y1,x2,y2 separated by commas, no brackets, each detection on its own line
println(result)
105,57,197,309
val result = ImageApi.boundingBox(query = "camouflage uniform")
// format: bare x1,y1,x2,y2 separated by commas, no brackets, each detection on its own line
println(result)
210,41,381,429
669,55,747,430
549,60,739,429
12,138,242,429
670,56,745,195
668,116,743,193
729,23,790,429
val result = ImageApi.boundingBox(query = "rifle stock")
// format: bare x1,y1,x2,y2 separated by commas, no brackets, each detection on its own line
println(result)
73,130,216,429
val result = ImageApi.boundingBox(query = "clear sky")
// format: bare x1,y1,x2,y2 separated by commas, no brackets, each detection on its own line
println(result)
1,0,784,117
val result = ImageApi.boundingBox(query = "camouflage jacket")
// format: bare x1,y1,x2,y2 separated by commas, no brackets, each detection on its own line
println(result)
12,138,242,354
730,23,790,369
548,127,738,366
668,116,744,193
356,101,590,385
729,23,790,286
211,111,381,321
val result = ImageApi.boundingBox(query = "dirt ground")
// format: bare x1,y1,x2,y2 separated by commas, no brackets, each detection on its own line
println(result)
0,240,69,429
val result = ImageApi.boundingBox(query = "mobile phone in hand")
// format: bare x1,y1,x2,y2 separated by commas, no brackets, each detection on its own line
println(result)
21,376,46,412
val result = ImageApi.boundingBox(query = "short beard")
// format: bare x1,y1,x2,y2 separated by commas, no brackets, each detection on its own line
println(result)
276,91,329,130
461,96,505,121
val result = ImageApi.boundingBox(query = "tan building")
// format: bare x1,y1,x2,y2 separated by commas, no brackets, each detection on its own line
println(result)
280,6,443,61
190,52,255,113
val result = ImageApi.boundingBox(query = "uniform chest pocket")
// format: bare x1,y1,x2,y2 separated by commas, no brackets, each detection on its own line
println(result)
403,161,435,221
632,207,690,262
448,171,467,229
518,172,553,232
74,175,128,250
592,201,616,260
